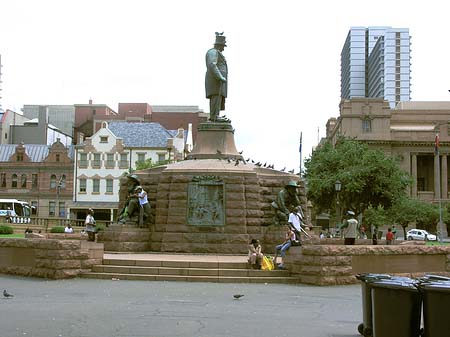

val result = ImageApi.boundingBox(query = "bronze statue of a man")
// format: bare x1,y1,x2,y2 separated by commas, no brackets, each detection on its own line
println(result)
205,32,228,122
271,181,301,226
117,174,141,224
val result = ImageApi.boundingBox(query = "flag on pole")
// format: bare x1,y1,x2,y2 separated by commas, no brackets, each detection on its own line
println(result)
435,133,440,154
299,132,302,153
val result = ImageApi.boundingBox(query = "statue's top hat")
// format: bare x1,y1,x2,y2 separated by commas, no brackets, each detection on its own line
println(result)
214,32,227,46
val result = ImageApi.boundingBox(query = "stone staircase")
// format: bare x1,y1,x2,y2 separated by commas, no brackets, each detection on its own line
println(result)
80,255,298,284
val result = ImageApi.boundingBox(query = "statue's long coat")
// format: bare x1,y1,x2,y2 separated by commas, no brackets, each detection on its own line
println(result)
205,48,228,98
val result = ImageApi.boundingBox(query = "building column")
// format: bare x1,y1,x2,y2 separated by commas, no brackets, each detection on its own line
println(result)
411,153,417,197
434,153,440,199
442,154,448,200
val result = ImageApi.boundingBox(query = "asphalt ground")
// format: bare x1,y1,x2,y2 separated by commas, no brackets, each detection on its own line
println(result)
0,275,362,337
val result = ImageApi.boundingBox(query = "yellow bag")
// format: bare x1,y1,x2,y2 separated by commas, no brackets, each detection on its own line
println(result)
261,255,274,271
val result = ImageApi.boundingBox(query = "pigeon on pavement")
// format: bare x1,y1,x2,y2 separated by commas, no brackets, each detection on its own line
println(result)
233,294,244,299
3,290,14,298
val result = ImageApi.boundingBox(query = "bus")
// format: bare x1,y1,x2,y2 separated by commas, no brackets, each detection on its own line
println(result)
0,199,32,223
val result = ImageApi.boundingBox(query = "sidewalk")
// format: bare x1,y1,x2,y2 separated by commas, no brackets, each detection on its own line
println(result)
0,274,362,337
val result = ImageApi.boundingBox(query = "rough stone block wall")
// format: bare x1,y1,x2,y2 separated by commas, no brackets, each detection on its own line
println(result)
116,168,307,254
284,245,450,286
0,238,103,279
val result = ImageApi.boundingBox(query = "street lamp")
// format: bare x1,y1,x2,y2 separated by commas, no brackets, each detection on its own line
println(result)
335,180,342,229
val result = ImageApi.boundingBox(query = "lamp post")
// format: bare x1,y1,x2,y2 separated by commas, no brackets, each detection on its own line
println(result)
335,180,342,230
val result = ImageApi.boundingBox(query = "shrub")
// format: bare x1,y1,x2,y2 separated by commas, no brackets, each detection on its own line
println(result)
0,225,14,234
50,226,65,233
95,223,106,232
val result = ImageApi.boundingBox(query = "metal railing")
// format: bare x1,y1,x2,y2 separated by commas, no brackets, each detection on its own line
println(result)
0,216,113,233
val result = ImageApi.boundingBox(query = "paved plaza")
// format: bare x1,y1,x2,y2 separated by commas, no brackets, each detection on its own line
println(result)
0,275,362,337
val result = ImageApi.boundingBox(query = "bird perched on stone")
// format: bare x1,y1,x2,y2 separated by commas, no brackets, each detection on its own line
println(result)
288,169,294,173
281,167,286,172
227,158,231,163
235,159,239,166
255,162,261,167
233,294,244,299
3,290,14,298
216,149,222,155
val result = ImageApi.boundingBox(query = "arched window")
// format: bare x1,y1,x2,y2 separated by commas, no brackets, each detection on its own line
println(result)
50,174,57,189
21,174,27,188
12,174,18,188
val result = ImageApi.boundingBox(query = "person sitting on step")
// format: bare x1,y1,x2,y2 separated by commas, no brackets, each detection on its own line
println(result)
248,239,263,269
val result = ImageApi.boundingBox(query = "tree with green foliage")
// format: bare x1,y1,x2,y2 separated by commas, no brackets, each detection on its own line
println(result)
135,158,171,171
304,137,412,218
363,205,387,237
135,159,153,170
388,196,439,238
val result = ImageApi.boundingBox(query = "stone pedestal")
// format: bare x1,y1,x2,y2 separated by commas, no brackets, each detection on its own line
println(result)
186,122,243,160
98,224,150,252
111,120,309,254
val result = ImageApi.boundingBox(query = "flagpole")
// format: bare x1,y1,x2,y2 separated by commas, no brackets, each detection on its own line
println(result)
299,132,303,177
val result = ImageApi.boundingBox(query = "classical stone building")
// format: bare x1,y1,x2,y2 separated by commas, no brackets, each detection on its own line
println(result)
0,140,74,217
326,98,450,203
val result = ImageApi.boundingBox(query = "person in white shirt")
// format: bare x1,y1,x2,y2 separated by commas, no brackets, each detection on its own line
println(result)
135,186,152,226
64,224,74,233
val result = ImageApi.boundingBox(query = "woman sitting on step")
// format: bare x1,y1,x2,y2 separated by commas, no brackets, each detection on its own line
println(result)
248,239,263,269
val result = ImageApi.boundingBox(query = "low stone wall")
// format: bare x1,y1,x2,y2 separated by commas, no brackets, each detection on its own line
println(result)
0,238,103,279
284,245,450,286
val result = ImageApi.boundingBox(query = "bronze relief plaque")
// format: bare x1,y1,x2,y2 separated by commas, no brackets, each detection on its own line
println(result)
187,175,225,226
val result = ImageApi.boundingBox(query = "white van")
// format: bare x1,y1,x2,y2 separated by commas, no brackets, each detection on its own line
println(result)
0,199,32,223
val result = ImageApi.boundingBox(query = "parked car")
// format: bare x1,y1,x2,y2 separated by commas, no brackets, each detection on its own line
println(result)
406,229,437,241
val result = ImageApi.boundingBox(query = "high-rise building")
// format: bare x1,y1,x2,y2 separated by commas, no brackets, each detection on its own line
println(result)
341,27,411,108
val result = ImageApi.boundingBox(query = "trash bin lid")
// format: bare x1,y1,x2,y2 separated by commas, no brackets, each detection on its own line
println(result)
417,281,450,292
417,274,450,283
356,273,392,282
371,279,419,292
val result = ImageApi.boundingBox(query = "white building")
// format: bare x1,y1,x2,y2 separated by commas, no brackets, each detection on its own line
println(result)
68,121,188,222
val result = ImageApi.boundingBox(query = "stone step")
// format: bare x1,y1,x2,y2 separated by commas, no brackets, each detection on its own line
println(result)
102,258,249,269
80,272,299,284
91,264,291,277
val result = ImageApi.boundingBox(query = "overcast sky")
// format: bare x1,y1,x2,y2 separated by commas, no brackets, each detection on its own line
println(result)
1,0,450,172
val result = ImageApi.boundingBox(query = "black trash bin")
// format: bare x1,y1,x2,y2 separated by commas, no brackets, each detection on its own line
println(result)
371,278,422,337
417,281,450,337
355,274,392,337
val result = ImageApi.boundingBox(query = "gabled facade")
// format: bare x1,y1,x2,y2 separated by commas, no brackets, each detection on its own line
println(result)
0,140,74,217
69,122,125,222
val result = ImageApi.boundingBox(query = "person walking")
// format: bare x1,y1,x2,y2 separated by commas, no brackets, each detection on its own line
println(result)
341,210,358,245
385,228,394,245
85,208,96,242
